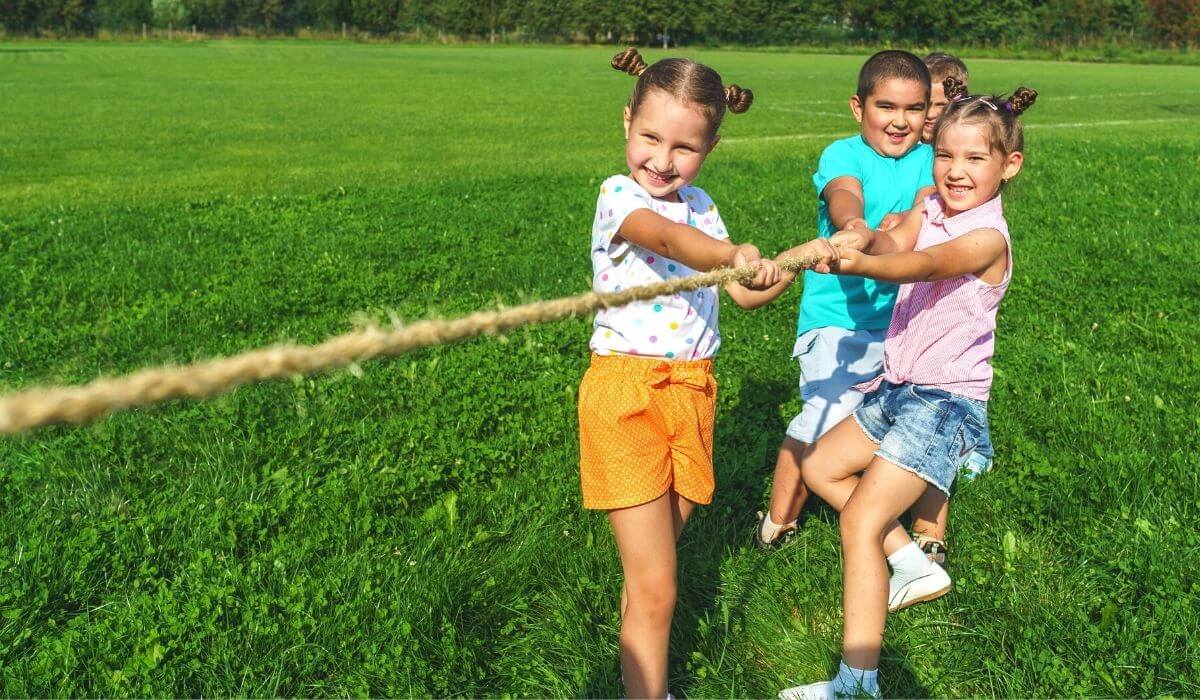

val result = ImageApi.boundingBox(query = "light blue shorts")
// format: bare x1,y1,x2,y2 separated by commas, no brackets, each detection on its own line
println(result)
785,327,885,445
853,381,988,495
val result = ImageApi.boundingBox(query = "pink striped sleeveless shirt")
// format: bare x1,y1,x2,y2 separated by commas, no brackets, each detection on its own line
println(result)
857,194,1011,402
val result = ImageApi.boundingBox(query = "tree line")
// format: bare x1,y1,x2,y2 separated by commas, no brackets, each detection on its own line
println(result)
2,0,1197,47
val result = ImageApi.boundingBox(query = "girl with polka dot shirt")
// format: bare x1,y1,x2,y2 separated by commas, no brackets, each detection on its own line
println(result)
579,48,834,699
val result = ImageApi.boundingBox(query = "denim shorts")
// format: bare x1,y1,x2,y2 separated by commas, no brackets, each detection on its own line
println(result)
852,381,987,495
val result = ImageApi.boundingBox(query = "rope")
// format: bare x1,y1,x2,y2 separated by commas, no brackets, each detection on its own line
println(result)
0,255,822,435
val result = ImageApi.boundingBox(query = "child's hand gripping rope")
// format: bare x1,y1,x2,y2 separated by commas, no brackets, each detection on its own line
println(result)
0,253,828,435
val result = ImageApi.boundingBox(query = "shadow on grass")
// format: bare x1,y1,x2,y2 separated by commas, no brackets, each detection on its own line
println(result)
673,374,794,698
881,645,933,698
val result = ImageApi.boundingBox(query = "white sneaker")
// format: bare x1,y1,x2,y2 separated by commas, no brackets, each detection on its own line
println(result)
779,681,834,700
780,677,882,699
888,561,952,611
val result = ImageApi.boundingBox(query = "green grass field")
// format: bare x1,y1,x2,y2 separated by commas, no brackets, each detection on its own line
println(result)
1,42,1199,697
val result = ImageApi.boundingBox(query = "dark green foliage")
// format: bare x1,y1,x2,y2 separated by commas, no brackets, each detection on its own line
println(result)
95,0,150,29
0,44,1199,696
2,0,1199,47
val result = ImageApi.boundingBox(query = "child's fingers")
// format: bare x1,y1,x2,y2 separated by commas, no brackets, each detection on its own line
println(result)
761,260,781,287
756,262,777,289
744,259,781,289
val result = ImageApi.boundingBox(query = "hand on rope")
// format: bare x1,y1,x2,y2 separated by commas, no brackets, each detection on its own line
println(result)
0,253,829,435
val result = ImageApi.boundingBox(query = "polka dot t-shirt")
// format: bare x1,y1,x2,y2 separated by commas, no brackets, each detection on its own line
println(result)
589,174,730,360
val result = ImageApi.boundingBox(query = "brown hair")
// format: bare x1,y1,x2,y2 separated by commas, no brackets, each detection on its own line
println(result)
611,47,752,138
933,77,1038,156
856,49,930,102
923,52,969,88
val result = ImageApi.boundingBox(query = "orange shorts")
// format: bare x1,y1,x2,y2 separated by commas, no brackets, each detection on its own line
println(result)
578,353,717,510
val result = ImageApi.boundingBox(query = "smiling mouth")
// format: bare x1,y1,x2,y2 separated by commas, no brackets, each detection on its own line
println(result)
643,166,677,185
884,130,909,142
946,183,973,197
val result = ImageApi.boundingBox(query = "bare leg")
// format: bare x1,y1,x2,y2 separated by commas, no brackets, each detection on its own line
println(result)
800,417,913,556
669,490,698,539
609,491,689,699
839,459,930,670
766,436,811,525
910,486,949,541
622,492,696,620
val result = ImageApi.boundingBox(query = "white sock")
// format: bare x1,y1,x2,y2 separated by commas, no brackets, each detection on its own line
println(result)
887,541,934,582
832,660,879,698
759,512,795,542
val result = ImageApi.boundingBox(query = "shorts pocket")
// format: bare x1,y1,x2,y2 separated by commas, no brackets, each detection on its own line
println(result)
948,411,983,467
907,384,951,415
792,329,821,359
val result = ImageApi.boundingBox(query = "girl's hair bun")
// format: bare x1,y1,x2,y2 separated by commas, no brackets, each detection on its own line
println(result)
724,84,754,113
943,76,968,101
1008,87,1038,116
611,47,647,77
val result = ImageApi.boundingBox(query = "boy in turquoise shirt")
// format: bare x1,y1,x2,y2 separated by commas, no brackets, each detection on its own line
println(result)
757,52,936,576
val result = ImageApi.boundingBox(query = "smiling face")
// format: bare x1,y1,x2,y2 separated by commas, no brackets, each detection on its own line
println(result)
924,79,949,143
624,89,716,201
851,77,928,158
934,121,1023,216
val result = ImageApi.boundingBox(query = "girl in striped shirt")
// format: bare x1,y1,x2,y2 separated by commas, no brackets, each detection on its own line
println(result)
779,78,1037,700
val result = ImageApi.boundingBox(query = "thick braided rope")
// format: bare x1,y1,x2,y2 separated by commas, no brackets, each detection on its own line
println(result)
0,255,821,435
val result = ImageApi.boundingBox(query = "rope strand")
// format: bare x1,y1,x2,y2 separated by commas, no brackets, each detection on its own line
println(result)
0,255,821,435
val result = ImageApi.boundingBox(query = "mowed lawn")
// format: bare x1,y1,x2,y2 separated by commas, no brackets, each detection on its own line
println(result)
1,42,1199,697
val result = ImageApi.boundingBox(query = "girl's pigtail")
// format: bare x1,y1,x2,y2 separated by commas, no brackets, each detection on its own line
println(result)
1007,87,1038,116
943,76,968,101
611,48,647,77
724,84,754,114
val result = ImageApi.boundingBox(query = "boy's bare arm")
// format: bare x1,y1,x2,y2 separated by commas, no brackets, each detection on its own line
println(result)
822,176,869,230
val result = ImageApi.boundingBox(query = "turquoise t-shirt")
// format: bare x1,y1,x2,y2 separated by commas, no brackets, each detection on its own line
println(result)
797,136,934,336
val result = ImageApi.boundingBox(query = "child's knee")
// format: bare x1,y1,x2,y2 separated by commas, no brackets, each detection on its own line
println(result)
801,458,843,492
799,458,824,485
627,575,677,619
839,501,884,544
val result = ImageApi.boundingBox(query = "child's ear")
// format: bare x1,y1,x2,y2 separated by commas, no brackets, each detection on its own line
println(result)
1002,150,1024,181
623,106,632,140
849,95,864,124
